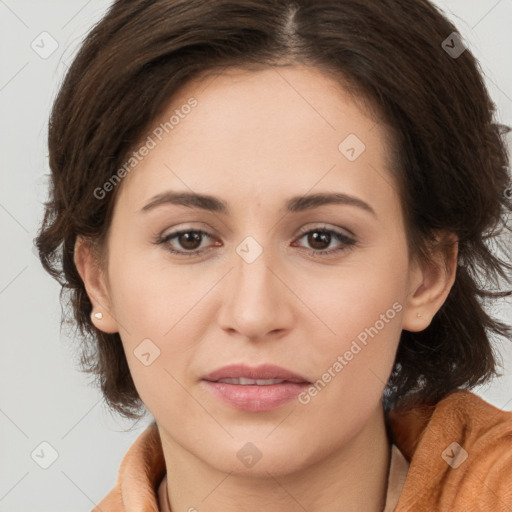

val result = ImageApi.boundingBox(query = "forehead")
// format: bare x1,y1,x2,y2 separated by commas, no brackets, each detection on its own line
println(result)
115,64,398,214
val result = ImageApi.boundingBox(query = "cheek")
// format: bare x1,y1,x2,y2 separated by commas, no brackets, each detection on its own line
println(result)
308,280,403,394
308,241,408,343
105,246,216,402
299,241,408,400
107,242,206,338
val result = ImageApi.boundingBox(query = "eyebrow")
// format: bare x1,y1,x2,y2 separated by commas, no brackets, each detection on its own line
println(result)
140,191,376,217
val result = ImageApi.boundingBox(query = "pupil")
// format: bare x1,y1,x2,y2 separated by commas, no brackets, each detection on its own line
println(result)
309,231,330,250
180,232,201,250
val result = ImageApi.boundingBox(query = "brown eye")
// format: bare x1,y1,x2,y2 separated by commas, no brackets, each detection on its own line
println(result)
176,231,203,250
306,231,332,250
157,229,216,256
293,227,356,257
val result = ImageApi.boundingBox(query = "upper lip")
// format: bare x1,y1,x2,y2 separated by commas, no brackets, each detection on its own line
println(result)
202,364,311,383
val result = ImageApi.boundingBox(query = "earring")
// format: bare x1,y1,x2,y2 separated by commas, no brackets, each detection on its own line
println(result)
416,312,422,318
93,311,103,320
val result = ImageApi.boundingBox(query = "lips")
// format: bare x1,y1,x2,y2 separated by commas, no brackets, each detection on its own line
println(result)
216,377,287,385
202,363,311,384
201,363,311,412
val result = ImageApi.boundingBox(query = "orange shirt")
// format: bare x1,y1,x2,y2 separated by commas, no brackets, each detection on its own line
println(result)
93,390,512,511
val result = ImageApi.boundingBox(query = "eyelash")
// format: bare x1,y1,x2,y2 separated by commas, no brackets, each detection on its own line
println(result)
154,226,357,258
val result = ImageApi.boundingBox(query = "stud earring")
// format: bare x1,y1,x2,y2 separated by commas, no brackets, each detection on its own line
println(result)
416,312,422,318
93,311,103,320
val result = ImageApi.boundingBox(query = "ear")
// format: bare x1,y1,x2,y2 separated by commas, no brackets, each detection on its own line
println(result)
402,232,458,332
74,236,119,334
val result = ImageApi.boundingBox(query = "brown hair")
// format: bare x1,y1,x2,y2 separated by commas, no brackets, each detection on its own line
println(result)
35,0,512,419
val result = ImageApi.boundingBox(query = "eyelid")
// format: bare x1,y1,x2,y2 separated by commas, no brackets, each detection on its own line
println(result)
294,223,355,239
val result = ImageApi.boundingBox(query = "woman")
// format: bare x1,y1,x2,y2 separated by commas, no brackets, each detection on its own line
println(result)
35,0,512,510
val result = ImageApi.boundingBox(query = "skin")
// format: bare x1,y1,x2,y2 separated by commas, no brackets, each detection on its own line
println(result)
75,64,457,511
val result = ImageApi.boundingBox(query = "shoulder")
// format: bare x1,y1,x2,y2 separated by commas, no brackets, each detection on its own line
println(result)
92,422,165,511
390,390,512,511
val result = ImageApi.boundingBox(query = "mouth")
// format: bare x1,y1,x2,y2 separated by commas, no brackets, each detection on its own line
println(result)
201,364,311,412
202,363,311,384
214,377,293,385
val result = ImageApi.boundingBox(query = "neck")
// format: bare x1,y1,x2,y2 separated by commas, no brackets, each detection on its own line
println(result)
159,403,391,512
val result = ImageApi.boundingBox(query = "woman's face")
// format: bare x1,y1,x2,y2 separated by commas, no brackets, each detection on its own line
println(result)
94,64,425,474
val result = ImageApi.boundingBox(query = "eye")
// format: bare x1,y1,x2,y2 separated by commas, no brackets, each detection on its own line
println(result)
155,229,217,257
154,225,357,258
292,226,357,257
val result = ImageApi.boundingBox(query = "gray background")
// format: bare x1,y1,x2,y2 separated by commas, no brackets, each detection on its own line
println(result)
1,1,511,510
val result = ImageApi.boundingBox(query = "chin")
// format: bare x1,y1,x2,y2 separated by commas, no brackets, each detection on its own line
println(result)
201,437,314,478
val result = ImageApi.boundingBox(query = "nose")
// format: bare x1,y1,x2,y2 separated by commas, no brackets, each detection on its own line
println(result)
217,238,295,341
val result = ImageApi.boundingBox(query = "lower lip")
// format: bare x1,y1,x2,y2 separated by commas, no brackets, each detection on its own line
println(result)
202,380,310,412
